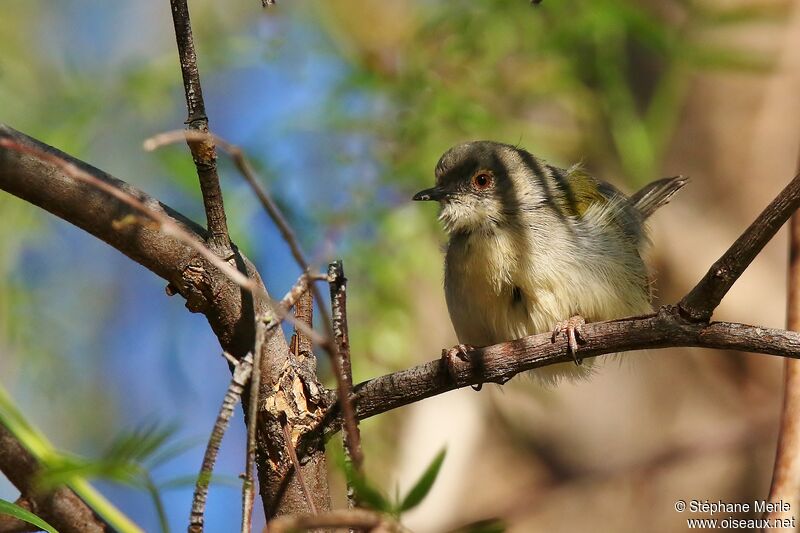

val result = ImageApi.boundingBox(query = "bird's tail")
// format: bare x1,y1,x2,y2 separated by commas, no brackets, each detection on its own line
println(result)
631,176,689,218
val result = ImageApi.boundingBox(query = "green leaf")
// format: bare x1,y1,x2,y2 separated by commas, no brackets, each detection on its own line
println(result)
0,498,59,533
398,448,447,513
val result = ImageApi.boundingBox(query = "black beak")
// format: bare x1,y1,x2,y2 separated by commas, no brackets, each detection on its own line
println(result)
413,187,446,202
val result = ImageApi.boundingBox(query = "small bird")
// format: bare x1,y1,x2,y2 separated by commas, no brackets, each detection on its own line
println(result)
413,141,687,384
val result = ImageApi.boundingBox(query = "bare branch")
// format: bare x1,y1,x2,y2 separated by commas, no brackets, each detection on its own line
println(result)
337,309,800,430
266,509,407,533
146,129,362,480
144,130,305,274
679,173,800,322
190,353,253,533
0,424,108,533
168,0,230,251
0,125,305,517
242,323,265,533
292,283,315,364
328,261,363,513
0,136,255,292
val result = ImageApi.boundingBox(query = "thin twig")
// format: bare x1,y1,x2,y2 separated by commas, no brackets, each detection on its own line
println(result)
242,322,265,533
328,261,363,511
146,130,362,460
281,420,318,516
144,130,300,267
764,214,800,527
168,0,230,251
0,138,255,291
679,173,800,321
189,353,253,533
266,509,407,533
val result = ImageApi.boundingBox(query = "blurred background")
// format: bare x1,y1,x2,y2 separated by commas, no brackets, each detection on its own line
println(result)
1,0,799,531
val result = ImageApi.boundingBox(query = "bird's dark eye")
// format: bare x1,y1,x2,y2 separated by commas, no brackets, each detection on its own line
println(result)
471,172,493,191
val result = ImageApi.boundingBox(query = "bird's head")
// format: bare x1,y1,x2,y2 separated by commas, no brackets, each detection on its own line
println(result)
413,141,545,235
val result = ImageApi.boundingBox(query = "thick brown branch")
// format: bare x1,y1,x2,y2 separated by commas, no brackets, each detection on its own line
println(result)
0,424,107,533
341,307,800,428
0,124,264,352
679,173,800,322
169,0,230,251
0,137,253,291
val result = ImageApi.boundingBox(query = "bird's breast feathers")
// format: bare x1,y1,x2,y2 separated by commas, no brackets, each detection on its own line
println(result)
444,225,651,347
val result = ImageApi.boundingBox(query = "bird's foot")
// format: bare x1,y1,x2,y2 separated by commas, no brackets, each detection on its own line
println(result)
551,315,586,365
441,344,483,391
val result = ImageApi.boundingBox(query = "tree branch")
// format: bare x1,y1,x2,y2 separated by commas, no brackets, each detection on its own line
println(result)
296,173,800,433
342,309,800,427
168,0,230,251
679,173,800,322
145,129,363,487
0,125,318,518
0,424,107,533
0,124,266,352
328,261,363,514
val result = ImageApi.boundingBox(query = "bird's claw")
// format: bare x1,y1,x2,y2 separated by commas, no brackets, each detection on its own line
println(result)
551,315,586,365
441,344,483,391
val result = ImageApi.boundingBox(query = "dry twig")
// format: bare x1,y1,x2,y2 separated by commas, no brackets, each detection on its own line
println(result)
680,173,800,321
168,0,230,252
328,261,363,511
281,420,318,516
190,353,253,533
